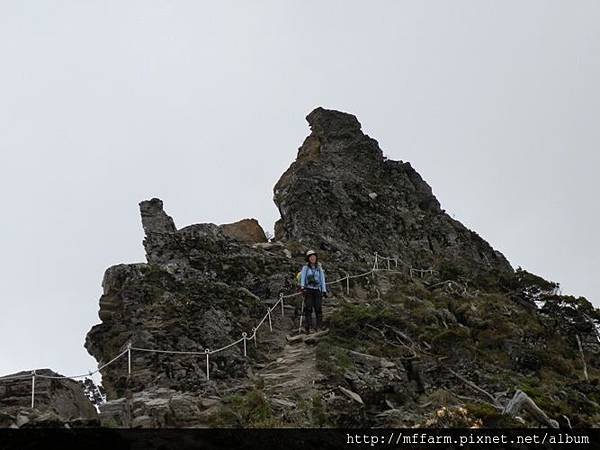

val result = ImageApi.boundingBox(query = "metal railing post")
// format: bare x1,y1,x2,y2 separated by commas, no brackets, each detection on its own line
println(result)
205,349,210,380
127,342,132,377
267,308,272,332
345,273,350,295
280,293,284,317
31,370,36,409
242,332,247,357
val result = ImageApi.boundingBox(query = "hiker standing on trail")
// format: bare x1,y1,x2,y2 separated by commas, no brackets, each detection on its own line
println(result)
299,249,327,334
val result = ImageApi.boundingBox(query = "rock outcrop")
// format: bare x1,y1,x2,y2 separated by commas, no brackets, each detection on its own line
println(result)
85,196,317,409
220,218,268,244
0,369,99,428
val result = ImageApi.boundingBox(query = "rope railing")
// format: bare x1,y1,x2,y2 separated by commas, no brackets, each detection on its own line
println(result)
0,251,435,408
373,253,437,278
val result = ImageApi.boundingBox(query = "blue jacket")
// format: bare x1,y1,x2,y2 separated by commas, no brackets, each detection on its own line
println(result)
300,263,327,293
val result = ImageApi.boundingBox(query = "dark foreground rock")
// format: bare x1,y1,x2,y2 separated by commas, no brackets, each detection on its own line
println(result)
0,369,99,428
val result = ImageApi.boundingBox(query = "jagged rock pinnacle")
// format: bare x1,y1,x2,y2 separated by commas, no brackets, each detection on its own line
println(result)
139,198,176,235
274,107,512,278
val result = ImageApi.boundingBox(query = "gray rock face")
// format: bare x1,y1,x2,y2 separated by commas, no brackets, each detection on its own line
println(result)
98,387,220,428
273,107,513,280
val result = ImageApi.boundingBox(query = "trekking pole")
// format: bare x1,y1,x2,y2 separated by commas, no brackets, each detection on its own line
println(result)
298,299,304,333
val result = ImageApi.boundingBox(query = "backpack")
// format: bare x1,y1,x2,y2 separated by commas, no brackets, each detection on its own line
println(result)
294,271,302,286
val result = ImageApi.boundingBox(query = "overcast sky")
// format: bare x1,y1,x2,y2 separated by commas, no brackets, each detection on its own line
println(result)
1,1,598,384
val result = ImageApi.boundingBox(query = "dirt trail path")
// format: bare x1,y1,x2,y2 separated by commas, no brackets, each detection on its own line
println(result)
249,292,345,418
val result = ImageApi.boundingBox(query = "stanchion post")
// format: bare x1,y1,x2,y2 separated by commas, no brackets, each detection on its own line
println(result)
242,332,247,357
252,327,257,347
267,308,272,332
31,370,36,409
345,273,350,295
205,349,210,381
127,342,132,377
280,293,284,317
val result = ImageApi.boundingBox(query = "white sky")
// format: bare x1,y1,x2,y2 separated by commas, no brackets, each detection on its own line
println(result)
1,1,598,384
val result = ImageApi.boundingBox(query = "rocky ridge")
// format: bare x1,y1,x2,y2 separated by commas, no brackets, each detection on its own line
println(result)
2,107,599,428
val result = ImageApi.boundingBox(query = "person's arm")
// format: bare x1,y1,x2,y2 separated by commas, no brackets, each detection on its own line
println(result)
300,265,306,289
320,267,327,294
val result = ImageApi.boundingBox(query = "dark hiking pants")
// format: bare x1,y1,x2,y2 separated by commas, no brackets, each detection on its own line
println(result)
303,288,323,331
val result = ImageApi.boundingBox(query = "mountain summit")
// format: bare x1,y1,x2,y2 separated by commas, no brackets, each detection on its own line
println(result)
274,107,512,280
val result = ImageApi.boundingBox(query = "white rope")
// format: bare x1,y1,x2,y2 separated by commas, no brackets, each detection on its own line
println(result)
347,270,375,280
255,310,269,331
35,348,130,380
0,373,35,381
210,337,245,354
130,346,207,356
377,255,437,276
